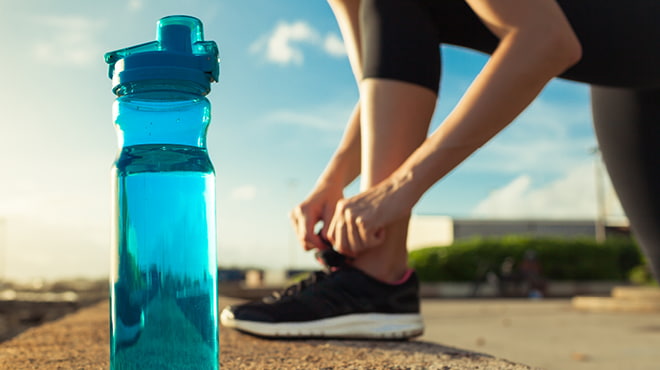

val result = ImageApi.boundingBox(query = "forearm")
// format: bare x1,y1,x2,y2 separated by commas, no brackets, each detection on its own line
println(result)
394,13,582,204
315,102,361,190
315,0,363,190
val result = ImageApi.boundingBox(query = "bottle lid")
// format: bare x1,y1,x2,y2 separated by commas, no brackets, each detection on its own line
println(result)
105,15,219,95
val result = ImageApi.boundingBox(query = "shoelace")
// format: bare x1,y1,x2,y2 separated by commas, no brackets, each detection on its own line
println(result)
269,237,351,301
315,248,349,269
315,234,353,269
271,270,328,300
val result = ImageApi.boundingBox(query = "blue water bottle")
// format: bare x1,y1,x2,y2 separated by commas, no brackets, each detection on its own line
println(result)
105,16,219,369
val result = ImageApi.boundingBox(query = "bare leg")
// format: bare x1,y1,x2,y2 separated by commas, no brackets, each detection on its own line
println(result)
352,79,436,282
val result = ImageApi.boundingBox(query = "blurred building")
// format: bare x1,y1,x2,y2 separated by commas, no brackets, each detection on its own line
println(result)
407,215,630,251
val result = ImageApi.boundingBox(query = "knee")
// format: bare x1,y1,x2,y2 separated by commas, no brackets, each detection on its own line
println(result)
545,25,583,70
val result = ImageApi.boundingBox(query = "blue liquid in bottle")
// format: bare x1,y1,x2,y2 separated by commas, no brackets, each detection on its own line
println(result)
106,16,220,369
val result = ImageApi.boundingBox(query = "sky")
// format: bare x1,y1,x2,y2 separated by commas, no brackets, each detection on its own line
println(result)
0,0,626,281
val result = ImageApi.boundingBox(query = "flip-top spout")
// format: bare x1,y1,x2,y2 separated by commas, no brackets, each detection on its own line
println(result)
105,15,219,95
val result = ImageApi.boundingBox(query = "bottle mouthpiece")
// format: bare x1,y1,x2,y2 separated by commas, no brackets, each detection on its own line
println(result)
105,15,219,95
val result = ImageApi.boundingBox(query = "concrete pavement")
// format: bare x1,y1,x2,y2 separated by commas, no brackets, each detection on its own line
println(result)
418,298,660,370
2,296,659,369
0,297,533,369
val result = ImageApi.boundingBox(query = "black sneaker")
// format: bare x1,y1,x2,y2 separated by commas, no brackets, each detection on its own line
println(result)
220,249,424,339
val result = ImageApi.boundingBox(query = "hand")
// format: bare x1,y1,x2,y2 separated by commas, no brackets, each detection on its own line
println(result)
290,184,344,251
327,176,414,256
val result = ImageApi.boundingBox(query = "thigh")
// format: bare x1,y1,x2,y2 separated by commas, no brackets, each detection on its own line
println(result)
359,0,498,93
360,0,443,93
591,86,660,277
558,0,660,88
361,0,660,90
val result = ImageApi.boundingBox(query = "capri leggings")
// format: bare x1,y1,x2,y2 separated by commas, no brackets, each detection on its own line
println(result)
360,0,660,277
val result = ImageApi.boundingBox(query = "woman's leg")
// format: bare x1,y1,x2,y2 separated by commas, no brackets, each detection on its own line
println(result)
591,87,660,278
355,0,660,283
558,0,660,278
434,0,660,280
353,79,436,282
349,0,440,282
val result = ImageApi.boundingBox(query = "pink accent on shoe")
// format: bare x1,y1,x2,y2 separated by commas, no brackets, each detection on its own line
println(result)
385,269,414,285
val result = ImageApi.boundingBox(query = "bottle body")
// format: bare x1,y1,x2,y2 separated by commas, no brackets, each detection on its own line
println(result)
110,88,218,369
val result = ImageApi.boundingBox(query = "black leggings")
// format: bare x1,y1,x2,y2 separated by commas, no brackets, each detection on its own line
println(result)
361,0,660,277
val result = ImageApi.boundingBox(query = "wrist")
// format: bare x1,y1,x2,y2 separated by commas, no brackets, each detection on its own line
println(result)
313,179,344,195
389,168,422,211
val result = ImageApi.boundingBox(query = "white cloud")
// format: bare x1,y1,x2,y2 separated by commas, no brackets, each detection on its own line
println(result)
250,21,319,65
250,20,346,65
472,160,626,222
231,185,258,201
463,92,595,176
31,15,105,67
323,33,346,57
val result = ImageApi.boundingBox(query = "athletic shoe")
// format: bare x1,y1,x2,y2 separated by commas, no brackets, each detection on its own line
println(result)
220,249,424,339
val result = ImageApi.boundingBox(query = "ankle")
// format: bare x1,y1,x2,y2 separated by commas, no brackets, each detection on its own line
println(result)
348,219,411,283
351,256,409,284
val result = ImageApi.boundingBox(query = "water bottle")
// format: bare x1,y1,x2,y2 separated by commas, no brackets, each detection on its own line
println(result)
105,15,219,369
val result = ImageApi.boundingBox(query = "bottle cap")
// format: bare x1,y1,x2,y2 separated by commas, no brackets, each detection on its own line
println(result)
105,15,219,94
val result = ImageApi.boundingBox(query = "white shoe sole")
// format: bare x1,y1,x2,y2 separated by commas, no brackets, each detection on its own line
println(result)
220,308,424,339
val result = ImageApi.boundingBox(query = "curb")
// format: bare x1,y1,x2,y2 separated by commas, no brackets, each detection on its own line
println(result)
0,299,535,369
572,286,660,313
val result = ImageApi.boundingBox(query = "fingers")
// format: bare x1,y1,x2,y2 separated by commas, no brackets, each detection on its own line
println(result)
320,203,336,243
289,205,322,251
328,199,380,257
355,216,369,250
292,190,388,257
326,205,340,252
346,210,364,256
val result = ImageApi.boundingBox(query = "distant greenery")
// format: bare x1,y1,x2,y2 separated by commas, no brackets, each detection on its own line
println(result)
408,236,648,282
628,264,659,286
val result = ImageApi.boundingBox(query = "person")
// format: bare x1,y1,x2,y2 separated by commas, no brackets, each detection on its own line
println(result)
519,250,546,298
221,0,660,339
